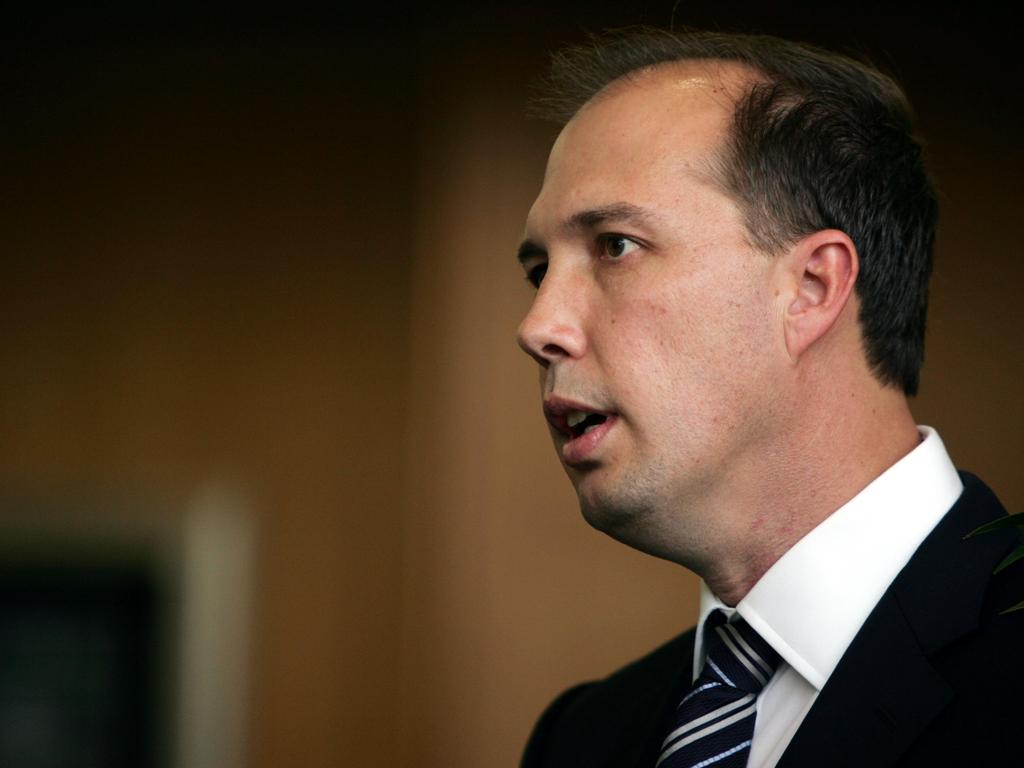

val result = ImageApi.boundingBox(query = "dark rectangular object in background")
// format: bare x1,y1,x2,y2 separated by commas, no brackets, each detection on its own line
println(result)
0,566,157,768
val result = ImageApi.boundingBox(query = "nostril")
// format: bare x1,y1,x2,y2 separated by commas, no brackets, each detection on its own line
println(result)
542,342,570,357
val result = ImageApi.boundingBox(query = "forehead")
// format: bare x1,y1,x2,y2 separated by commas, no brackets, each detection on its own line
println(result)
527,60,751,234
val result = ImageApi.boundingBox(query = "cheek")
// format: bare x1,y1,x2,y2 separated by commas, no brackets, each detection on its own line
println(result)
608,297,676,351
610,287,774,415
618,288,721,360
606,296,708,395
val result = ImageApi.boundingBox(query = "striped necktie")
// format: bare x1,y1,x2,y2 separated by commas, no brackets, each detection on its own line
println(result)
656,610,781,768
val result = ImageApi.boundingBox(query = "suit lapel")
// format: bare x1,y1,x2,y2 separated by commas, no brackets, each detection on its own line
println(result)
623,633,695,768
570,630,695,768
774,590,951,767
777,473,1015,768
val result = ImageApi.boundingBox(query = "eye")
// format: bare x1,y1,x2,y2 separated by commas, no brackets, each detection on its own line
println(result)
598,234,641,260
524,261,548,288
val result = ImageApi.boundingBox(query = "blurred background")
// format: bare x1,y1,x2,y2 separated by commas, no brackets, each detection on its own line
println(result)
1,3,1021,766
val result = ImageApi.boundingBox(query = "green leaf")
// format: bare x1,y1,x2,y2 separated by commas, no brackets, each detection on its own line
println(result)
1000,599,1024,615
964,513,1024,539
994,545,1024,575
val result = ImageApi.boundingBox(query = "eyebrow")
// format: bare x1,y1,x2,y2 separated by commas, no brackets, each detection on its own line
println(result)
566,202,654,231
516,202,656,265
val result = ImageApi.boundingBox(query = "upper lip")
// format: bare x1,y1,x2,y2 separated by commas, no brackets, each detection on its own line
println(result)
543,395,613,437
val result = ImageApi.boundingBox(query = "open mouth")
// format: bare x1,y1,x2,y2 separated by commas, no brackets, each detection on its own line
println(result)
566,410,608,439
543,398,616,465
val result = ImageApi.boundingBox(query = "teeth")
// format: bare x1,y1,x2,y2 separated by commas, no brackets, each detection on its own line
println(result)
566,410,589,429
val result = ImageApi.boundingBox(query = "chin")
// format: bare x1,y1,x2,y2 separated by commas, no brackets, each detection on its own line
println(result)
579,491,657,548
577,488,702,566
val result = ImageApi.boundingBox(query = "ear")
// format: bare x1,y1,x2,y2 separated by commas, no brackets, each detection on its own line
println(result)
782,229,859,360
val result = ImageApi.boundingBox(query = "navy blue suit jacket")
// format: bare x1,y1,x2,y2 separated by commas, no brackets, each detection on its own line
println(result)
522,473,1024,767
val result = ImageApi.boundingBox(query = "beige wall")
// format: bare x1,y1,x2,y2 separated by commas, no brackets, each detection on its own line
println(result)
2,9,1021,768
1,44,414,767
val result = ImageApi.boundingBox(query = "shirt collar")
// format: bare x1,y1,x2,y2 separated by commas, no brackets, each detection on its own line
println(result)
695,426,963,689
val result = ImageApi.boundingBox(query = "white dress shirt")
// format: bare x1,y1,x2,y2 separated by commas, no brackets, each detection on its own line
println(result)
693,426,963,768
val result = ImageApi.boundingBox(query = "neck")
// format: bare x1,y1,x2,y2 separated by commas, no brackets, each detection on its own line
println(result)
699,384,920,606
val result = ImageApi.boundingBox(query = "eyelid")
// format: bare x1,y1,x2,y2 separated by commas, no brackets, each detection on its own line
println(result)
596,232,643,258
522,257,548,288
521,254,547,274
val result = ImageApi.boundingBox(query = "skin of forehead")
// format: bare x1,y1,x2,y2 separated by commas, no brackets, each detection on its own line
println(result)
582,58,756,119
541,59,759,197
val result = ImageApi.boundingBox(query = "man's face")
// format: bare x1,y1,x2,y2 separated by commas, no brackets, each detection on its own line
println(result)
517,63,790,561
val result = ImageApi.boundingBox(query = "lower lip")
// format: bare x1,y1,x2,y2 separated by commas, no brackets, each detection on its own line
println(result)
561,415,618,466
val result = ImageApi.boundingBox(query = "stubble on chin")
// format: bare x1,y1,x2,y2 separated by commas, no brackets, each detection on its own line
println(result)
576,479,664,549
572,467,725,572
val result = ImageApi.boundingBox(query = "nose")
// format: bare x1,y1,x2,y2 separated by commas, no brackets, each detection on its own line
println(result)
516,270,587,367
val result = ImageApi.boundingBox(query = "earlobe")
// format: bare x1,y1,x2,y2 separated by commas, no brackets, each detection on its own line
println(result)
783,230,858,361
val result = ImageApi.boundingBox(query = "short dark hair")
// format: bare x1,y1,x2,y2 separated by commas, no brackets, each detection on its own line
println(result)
532,28,937,396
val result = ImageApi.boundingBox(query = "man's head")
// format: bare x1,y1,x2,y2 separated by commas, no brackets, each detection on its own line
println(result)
531,28,937,396
516,29,932,591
